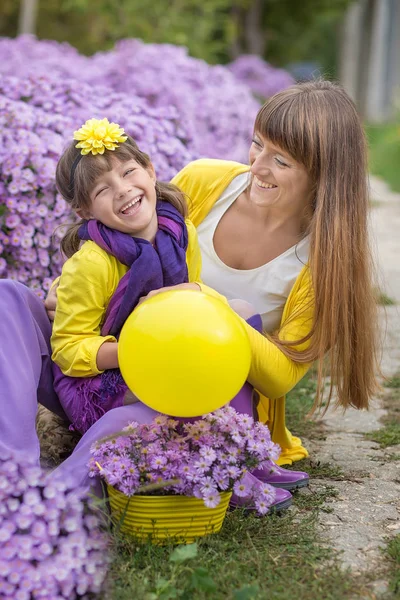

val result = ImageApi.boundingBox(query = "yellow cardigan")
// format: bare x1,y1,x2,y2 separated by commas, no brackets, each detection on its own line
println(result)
172,159,313,464
51,219,223,377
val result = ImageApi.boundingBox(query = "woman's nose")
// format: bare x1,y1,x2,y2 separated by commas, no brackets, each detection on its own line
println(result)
251,154,271,175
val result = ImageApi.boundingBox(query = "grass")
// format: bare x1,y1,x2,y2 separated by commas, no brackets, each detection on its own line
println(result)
384,376,400,389
285,372,326,440
366,122,400,193
106,493,364,600
365,374,400,448
104,374,369,599
376,290,396,306
385,535,400,596
365,423,400,448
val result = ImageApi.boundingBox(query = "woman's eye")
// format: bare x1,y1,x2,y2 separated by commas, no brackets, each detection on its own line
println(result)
124,169,135,176
251,138,262,148
275,157,288,167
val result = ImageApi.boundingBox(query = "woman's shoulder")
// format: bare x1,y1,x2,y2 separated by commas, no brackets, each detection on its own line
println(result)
172,159,249,189
283,265,313,316
174,160,250,226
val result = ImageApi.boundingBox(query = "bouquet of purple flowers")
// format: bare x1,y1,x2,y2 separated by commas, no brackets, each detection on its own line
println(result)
0,451,109,599
89,407,280,516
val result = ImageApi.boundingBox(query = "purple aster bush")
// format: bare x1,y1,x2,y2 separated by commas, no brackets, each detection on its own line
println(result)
86,40,260,162
0,450,110,599
228,54,294,101
0,73,195,295
0,36,260,162
89,406,280,516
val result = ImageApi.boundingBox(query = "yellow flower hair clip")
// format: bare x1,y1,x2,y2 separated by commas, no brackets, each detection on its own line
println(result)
73,118,128,156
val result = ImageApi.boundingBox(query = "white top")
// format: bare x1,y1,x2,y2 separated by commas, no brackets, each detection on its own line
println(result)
197,173,309,334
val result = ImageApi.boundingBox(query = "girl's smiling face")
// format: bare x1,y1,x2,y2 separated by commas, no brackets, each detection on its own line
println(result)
248,133,313,215
79,157,158,242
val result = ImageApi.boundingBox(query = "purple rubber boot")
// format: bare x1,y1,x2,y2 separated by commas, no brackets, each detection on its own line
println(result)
229,471,292,513
251,462,309,491
229,313,309,493
229,387,293,513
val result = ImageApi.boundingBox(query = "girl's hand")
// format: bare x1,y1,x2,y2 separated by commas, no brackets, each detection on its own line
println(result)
138,282,201,305
44,282,59,322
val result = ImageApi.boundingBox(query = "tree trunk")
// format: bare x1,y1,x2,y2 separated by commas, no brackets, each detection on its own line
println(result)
244,0,266,55
228,5,245,59
18,0,38,35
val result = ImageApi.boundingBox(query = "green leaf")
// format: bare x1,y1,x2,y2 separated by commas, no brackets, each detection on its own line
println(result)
233,584,260,600
155,578,179,599
190,567,216,592
169,543,198,563
159,588,179,600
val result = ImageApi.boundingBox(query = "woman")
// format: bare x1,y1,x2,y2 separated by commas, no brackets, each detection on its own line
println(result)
0,80,379,507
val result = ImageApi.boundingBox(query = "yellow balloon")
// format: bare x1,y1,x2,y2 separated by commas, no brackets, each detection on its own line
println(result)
118,290,251,417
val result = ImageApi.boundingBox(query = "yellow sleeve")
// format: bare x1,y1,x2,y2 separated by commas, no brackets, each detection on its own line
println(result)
185,218,229,304
244,275,314,399
172,159,249,227
51,243,119,377
50,276,60,290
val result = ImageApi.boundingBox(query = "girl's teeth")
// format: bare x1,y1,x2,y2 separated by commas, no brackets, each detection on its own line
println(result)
121,197,142,213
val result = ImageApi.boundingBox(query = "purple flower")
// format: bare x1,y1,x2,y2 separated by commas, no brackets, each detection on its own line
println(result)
228,54,294,100
254,498,270,516
0,37,282,296
90,406,280,515
233,477,252,498
0,452,109,599
203,491,221,509
199,446,217,464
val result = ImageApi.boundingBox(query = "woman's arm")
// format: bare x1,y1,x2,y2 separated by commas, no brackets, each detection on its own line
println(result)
45,277,59,321
51,244,119,377
244,279,314,399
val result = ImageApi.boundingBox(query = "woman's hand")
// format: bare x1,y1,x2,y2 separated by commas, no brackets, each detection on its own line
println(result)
44,282,59,322
138,282,201,305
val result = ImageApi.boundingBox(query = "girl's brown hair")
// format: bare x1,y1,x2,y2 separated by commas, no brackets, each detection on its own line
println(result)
255,79,379,412
56,135,187,258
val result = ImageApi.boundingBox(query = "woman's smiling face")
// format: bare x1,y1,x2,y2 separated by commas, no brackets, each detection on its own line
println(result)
248,133,313,214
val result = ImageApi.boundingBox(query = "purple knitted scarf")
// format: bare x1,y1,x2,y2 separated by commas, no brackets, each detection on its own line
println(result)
79,201,188,338
53,201,188,433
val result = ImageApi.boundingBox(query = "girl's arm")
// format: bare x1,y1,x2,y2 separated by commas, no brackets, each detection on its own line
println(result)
96,340,119,371
51,243,120,377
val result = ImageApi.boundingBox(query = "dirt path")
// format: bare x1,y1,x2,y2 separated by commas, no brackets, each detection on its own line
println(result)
304,177,400,595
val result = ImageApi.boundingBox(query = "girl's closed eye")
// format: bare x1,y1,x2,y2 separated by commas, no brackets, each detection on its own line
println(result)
252,137,262,148
95,187,107,198
124,168,136,176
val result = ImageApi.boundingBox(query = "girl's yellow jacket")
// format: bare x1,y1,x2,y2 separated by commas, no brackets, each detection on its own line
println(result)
172,159,313,465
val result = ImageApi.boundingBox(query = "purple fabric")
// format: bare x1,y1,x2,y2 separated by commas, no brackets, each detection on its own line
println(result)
0,280,67,463
54,201,189,434
81,201,188,337
53,403,158,495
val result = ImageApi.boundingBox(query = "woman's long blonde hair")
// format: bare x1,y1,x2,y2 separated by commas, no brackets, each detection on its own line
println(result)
255,79,379,412
56,135,187,258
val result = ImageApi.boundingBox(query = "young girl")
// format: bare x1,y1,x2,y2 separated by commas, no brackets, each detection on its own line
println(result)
51,118,213,434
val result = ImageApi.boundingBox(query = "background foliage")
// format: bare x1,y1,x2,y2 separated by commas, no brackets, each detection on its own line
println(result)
1,0,354,72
